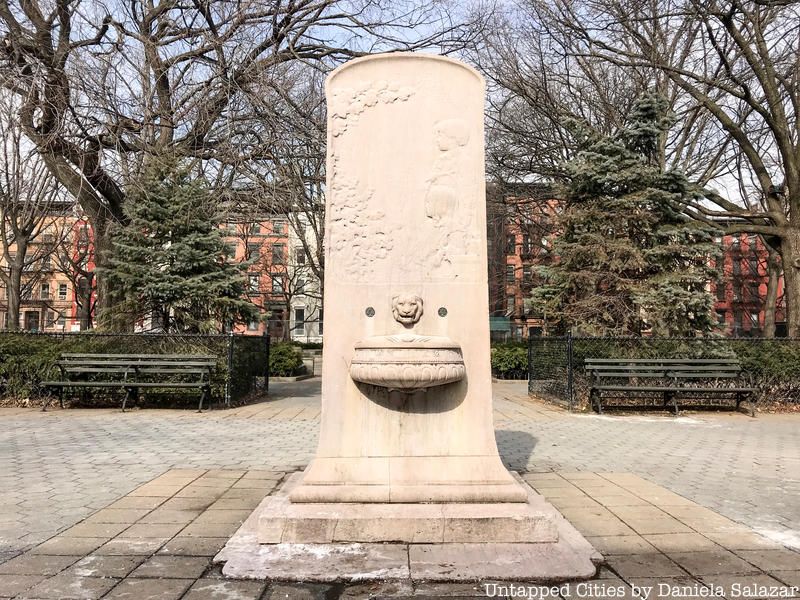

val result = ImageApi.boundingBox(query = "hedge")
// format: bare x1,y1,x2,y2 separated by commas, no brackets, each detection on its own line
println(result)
529,336,800,407
491,342,528,379
0,332,268,406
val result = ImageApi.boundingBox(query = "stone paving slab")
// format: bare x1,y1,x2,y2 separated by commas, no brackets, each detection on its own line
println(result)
0,468,796,598
1,381,799,598
1,380,799,557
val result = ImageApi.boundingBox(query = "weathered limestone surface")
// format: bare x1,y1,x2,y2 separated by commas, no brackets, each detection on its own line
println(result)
256,473,558,544
216,52,600,583
289,51,526,505
217,473,601,581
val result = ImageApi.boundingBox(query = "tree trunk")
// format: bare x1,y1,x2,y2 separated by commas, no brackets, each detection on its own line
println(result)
5,238,28,332
6,265,22,331
781,228,800,338
92,220,129,331
763,247,780,338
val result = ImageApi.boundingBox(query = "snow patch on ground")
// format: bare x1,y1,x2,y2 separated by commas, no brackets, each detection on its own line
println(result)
756,527,800,551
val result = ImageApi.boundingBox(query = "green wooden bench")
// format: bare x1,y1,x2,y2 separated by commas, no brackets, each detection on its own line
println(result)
41,353,217,412
585,358,756,417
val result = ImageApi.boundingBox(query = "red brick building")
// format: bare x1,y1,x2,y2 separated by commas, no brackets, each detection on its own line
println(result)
487,184,558,340
487,191,789,338
712,232,787,337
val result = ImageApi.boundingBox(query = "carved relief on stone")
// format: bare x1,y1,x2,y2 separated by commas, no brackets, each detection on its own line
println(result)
391,294,423,326
420,118,480,280
329,80,415,138
327,173,396,281
424,118,470,222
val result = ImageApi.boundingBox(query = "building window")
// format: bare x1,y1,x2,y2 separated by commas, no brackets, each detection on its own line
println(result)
295,247,305,265
224,243,237,259
749,311,760,327
246,243,260,260
56,313,65,327
248,273,260,294
273,221,285,235
41,255,52,270
45,311,55,327
58,283,68,300
506,295,515,315
318,309,323,335
506,235,516,254
294,308,305,331
248,223,261,235
272,274,283,293
40,283,50,300
272,244,285,265
747,281,760,302
247,320,259,331
522,266,533,282
716,310,726,325
296,278,305,294
716,283,726,302
748,256,759,276
505,265,515,283
522,234,531,255
733,309,743,332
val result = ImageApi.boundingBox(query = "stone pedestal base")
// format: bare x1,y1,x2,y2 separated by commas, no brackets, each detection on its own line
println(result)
215,473,602,582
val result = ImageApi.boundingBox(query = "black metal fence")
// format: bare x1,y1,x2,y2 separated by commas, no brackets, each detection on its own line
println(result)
529,335,800,410
0,331,270,407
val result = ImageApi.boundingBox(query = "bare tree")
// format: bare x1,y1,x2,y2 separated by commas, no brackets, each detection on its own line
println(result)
0,92,68,330
522,0,799,335
0,0,482,328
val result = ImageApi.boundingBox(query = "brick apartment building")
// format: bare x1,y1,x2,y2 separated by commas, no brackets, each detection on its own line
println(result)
713,231,787,337
487,184,559,340
224,215,322,342
0,210,95,332
487,189,789,338
1,210,322,340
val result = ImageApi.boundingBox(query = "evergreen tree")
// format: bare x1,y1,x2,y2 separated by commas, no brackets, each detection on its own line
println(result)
106,158,258,333
532,94,721,336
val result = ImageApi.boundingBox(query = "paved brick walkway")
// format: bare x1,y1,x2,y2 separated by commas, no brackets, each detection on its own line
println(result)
0,468,797,599
1,379,798,564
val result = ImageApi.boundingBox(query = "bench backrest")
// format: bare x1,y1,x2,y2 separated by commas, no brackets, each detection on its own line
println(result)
584,358,742,379
57,354,217,374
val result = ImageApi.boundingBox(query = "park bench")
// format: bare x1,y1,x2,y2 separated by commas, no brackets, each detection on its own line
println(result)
41,353,217,412
585,357,756,417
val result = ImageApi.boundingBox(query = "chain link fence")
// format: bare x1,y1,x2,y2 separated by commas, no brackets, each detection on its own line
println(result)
0,331,270,407
529,335,800,410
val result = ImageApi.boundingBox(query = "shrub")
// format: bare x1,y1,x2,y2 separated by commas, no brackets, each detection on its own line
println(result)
295,341,323,350
0,332,266,405
563,337,800,408
491,343,528,379
269,342,305,376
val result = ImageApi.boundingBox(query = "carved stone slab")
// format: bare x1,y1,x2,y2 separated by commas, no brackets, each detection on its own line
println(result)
289,52,526,505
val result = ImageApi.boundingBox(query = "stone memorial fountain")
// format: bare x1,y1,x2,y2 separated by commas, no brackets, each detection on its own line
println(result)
217,53,600,582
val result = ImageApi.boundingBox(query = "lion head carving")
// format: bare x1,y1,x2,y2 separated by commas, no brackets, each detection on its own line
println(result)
391,294,423,327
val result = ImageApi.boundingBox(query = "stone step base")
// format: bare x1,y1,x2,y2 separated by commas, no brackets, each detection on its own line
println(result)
257,473,557,544
215,473,602,582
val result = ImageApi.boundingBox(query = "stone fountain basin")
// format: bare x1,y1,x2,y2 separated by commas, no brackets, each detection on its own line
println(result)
350,334,465,392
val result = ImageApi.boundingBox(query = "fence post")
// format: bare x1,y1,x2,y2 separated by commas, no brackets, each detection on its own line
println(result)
225,332,235,409
567,331,575,411
527,335,533,394
263,332,270,393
